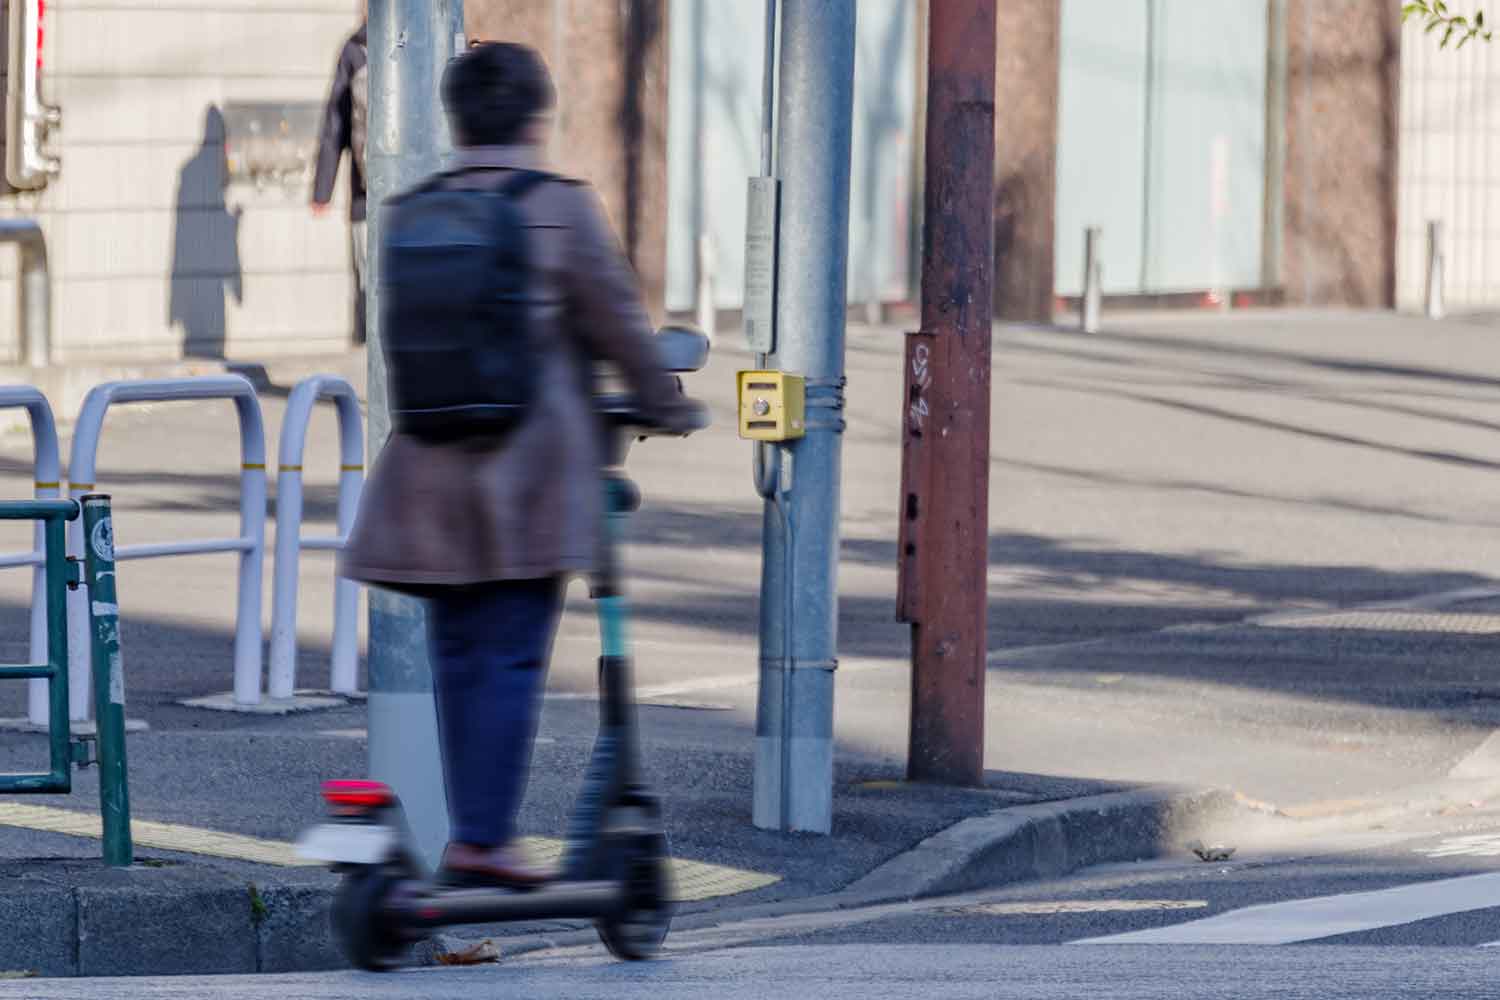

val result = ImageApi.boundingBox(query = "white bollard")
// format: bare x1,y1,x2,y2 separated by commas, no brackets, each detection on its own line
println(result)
233,462,267,706
1082,226,1102,334
268,376,364,701
1426,219,1445,320
66,376,268,718
0,387,61,725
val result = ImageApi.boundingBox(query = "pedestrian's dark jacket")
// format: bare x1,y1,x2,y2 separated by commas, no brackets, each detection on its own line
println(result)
312,24,368,222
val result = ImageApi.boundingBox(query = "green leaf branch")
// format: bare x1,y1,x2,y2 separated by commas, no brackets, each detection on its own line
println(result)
1403,2,1493,49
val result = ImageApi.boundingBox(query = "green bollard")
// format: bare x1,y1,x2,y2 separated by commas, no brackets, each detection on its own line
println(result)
80,494,132,867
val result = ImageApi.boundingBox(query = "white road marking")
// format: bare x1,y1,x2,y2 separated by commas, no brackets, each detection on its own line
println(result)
544,656,901,702
1074,871,1500,945
946,900,1209,916
1416,833,1500,859
1450,731,1500,780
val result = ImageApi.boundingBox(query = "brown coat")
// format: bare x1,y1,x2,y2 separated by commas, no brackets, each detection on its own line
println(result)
339,145,688,588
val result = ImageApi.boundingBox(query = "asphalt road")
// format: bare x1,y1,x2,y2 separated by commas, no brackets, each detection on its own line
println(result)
4,945,1495,999
21,820,1500,995
4,310,1500,909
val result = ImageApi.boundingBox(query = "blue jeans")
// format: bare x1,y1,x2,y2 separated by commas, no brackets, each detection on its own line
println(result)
425,578,564,847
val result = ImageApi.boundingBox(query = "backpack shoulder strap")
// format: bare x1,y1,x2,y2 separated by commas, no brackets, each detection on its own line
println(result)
496,169,556,200
398,167,567,204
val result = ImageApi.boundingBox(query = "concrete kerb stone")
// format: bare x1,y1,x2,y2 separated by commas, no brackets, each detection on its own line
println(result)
77,885,257,978
254,884,344,974
0,868,342,978
0,786,1234,976
489,784,1238,963
831,785,1235,905
0,886,74,978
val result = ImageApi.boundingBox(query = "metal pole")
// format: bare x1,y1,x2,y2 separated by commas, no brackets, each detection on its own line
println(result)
695,234,716,340
897,0,996,786
1261,0,1288,292
0,220,51,366
907,0,928,316
80,494,132,867
1426,218,1445,319
1081,226,1102,334
366,0,464,872
752,0,855,836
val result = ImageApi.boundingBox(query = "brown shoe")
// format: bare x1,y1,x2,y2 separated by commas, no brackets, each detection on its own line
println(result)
438,841,551,891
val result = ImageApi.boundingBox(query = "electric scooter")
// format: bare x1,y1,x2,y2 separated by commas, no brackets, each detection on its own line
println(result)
297,326,712,971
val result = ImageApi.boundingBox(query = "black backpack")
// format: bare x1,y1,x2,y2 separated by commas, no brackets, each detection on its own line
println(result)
379,168,551,441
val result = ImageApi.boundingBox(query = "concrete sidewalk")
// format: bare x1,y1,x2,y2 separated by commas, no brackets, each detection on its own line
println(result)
0,309,1499,974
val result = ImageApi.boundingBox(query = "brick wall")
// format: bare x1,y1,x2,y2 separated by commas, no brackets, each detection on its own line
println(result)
1281,0,1400,307
992,0,1060,323
467,0,670,318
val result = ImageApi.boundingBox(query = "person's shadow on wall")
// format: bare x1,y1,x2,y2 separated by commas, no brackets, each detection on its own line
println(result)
169,106,243,359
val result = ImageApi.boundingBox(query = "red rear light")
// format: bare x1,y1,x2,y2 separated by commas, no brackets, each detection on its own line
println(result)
322,779,395,809
36,0,44,74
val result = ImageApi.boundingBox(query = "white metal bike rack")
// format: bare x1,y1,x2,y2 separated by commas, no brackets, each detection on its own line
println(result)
0,385,60,725
268,375,363,701
66,376,268,718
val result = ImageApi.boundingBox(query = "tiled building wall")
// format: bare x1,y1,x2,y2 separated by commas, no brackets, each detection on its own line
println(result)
0,0,669,364
13,0,363,362
1396,3,1500,312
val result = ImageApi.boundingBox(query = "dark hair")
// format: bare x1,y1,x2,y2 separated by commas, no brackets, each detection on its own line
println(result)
441,42,555,147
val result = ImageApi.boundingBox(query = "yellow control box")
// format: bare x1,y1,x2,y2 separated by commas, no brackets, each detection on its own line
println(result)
737,370,806,441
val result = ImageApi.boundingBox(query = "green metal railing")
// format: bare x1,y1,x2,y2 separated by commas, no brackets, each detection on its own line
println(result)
0,499,75,793
0,495,132,865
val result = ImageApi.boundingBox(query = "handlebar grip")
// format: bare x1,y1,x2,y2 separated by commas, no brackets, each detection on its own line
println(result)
676,398,712,434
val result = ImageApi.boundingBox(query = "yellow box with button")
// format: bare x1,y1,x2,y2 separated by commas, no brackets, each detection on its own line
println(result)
737,370,806,441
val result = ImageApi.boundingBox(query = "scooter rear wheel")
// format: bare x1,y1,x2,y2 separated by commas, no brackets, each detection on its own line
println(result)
331,869,410,972
596,832,673,960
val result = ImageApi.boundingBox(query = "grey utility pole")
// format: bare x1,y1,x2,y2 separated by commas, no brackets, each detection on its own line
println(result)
365,0,465,871
753,0,856,835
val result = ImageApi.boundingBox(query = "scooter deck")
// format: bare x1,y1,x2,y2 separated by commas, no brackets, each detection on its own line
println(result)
398,879,624,928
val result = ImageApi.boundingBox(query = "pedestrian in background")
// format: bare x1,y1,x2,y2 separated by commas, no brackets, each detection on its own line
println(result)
312,2,369,346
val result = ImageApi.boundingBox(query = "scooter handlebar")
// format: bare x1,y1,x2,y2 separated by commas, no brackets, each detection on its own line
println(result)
595,392,711,437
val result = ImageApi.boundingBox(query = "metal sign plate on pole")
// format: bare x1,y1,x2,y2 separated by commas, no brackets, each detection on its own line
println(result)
743,176,780,354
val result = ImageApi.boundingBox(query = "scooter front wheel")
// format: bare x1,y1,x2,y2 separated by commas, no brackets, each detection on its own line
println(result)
331,869,411,972
596,832,673,961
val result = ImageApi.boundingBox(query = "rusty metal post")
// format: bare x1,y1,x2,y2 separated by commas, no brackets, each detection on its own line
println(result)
897,0,997,786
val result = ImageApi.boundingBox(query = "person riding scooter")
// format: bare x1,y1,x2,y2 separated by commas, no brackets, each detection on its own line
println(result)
339,41,701,891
